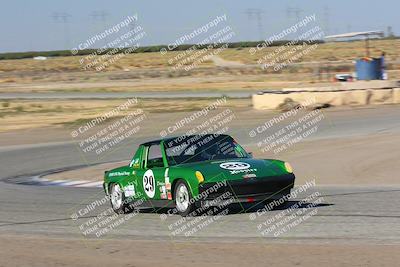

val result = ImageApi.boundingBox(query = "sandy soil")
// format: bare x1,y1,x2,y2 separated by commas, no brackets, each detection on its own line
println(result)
1,234,399,267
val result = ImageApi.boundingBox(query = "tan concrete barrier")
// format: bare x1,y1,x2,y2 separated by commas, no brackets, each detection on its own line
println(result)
367,89,394,105
340,80,400,90
253,88,398,110
341,90,368,105
393,88,400,104
281,81,400,92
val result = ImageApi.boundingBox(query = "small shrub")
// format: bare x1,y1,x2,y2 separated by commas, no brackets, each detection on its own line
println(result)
15,106,24,112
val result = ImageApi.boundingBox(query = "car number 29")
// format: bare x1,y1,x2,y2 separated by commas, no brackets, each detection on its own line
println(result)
143,169,155,198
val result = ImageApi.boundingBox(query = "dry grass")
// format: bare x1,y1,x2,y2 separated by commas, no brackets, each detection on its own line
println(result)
0,98,250,132
0,39,398,93
219,39,400,63
0,39,398,73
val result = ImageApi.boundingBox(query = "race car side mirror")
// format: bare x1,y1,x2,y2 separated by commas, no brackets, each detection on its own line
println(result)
248,152,253,158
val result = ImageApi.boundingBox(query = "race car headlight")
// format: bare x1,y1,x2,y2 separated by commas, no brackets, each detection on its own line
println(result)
284,162,293,173
195,171,205,184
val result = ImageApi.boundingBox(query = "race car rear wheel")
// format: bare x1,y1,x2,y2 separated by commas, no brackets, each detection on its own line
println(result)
174,180,195,216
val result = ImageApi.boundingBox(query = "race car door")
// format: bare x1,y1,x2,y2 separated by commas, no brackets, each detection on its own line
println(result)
141,143,168,201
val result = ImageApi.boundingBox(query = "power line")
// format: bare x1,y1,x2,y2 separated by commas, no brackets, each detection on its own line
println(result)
52,12,71,24
90,10,109,24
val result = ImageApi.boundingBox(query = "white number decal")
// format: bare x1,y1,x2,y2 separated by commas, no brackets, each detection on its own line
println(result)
143,169,155,198
219,162,250,170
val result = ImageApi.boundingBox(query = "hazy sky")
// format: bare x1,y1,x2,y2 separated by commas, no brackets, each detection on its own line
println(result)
0,0,399,52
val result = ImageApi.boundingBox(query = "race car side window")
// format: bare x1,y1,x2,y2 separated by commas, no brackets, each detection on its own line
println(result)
146,144,164,168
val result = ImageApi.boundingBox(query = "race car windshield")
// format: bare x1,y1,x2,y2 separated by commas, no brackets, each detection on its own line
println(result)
164,135,250,165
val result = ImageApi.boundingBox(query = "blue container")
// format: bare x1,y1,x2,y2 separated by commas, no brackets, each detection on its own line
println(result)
356,58,383,80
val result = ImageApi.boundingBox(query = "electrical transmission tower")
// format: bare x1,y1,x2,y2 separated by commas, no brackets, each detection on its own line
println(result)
286,7,303,22
90,10,109,25
245,8,265,41
51,12,72,49
90,11,110,48
323,6,331,36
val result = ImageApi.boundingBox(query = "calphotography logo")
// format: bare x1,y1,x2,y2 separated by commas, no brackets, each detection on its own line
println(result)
219,162,250,170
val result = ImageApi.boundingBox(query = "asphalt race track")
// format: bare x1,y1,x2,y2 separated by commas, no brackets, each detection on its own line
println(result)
1,181,399,243
1,106,400,251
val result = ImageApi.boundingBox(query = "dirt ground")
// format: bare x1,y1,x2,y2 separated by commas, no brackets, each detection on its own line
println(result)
1,234,399,267
0,98,250,132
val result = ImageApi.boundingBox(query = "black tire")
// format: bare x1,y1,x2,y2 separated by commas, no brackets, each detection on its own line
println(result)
174,180,196,216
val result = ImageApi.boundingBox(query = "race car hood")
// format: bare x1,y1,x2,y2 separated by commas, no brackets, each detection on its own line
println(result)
172,158,290,182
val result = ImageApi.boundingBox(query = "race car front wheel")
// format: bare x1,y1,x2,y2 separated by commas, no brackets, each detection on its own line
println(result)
174,180,195,216
110,183,128,214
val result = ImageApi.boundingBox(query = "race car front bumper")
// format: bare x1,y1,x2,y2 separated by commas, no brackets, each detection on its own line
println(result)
198,173,295,203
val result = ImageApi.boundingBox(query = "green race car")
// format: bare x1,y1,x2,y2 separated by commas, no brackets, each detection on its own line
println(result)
103,134,295,216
